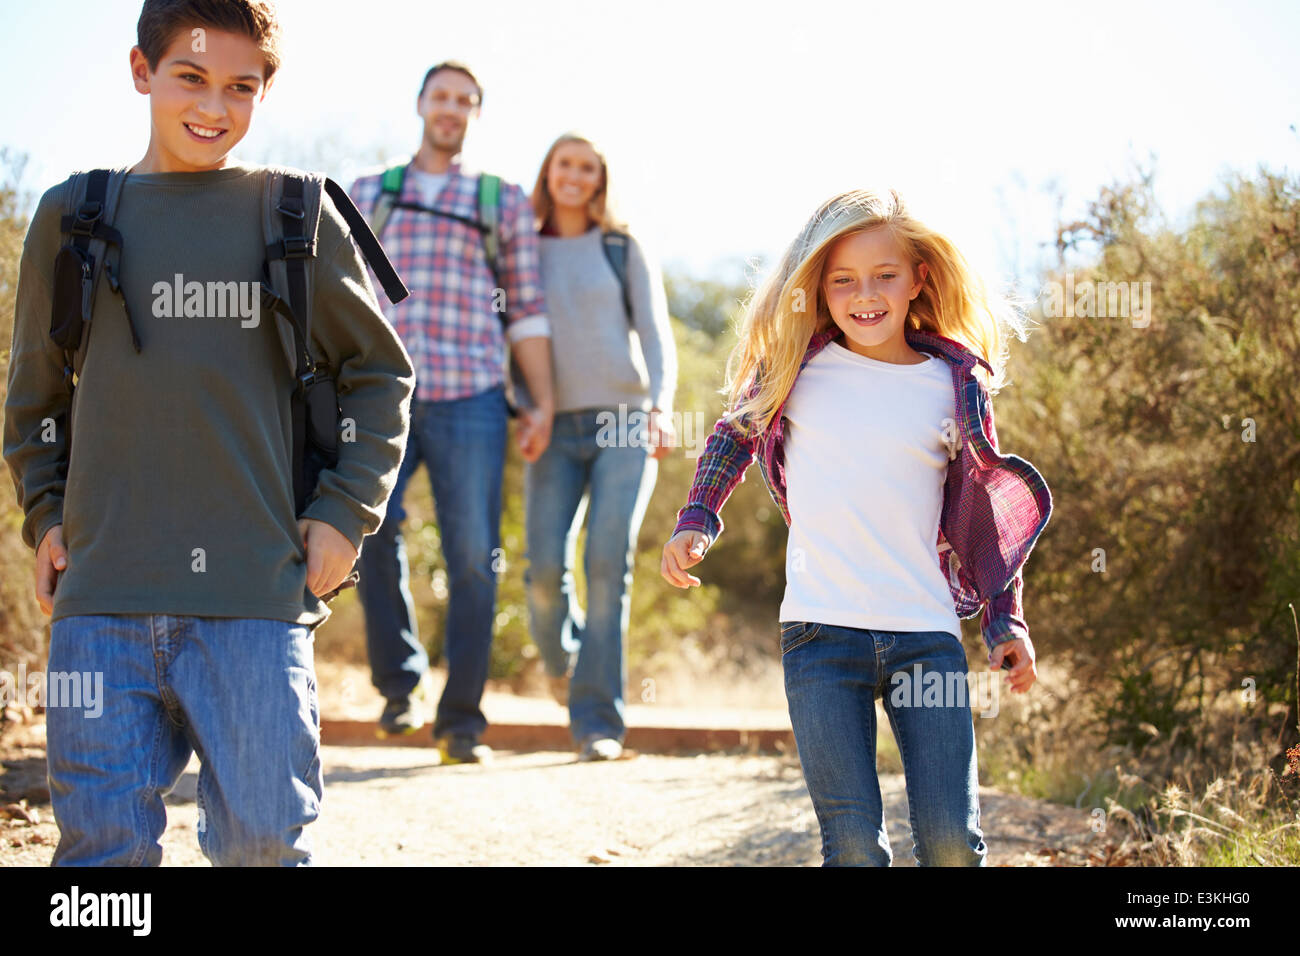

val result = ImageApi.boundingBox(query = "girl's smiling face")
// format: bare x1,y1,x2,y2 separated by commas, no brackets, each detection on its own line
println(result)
821,227,929,363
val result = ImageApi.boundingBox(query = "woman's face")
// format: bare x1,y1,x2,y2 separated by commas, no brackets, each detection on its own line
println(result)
546,140,603,214
821,227,927,360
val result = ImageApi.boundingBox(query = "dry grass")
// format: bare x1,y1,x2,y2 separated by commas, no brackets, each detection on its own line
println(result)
975,653,1300,866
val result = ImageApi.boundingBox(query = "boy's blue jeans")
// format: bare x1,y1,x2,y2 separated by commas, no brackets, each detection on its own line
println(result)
356,386,507,740
45,613,322,866
523,408,658,744
780,621,988,867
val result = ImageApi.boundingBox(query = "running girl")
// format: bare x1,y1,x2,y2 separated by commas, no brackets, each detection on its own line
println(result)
660,188,1052,866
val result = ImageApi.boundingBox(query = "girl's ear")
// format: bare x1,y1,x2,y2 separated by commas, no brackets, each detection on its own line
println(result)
911,262,930,299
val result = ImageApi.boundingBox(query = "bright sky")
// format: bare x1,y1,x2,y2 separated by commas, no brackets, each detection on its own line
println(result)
2,0,1297,289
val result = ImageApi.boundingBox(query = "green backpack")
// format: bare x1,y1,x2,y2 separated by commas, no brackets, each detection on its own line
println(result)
369,162,633,321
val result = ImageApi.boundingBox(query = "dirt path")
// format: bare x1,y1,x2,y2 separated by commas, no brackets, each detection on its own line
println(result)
1,721,1108,867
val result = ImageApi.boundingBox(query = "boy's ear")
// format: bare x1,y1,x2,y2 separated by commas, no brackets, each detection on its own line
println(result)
129,46,153,94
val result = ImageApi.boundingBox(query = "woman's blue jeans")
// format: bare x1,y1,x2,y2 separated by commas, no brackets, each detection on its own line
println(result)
780,621,988,867
524,407,658,744
44,614,322,866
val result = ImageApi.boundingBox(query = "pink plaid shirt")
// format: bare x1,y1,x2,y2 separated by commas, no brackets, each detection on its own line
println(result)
349,160,549,402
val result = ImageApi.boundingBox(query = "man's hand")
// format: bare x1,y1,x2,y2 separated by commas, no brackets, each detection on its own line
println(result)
516,405,553,463
35,524,68,616
647,408,676,461
661,530,711,588
298,518,359,598
989,637,1037,694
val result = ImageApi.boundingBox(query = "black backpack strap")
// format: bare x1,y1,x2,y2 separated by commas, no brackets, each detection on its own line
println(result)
263,171,321,517
50,167,132,454
54,169,135,368
323,177,409,305
601,231,634,325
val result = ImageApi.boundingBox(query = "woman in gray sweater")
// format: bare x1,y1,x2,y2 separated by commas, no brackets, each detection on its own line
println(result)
525,132,678,761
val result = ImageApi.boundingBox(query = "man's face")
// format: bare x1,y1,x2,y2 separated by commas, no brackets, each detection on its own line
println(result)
130,27,269,172
416,69,481,155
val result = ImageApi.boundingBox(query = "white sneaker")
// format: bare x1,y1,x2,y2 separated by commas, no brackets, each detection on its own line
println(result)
579,737,623,762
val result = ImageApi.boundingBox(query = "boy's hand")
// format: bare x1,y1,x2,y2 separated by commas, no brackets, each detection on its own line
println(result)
989,637,1037,694
298,518,359,598
35,524,68,616
661,530,711,588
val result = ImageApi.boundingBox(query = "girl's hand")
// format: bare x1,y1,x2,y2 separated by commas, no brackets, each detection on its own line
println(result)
298,518,360,598
34,524,68,616
661,530,711,588
647,408,676,461
989,637,1037,694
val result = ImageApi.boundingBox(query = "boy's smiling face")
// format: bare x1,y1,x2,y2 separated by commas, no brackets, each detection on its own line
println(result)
130,27,270,173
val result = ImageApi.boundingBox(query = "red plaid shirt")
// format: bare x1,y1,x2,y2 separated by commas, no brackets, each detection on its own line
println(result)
349,160,548,402
673,326,1053,658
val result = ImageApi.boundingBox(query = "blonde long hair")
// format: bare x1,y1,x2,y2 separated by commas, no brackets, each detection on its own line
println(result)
724,188,1027,436
532,131,627,233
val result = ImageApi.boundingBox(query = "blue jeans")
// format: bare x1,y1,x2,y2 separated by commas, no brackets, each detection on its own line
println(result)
781,622,987,867
356,386,507,740
523,408,658,743
44,614,321,866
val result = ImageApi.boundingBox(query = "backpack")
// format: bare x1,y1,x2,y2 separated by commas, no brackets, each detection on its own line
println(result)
48,166,410,602
367,162,636,412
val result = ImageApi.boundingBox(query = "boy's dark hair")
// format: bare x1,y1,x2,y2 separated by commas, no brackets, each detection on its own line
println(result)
419,60,483,106
137,0,282,82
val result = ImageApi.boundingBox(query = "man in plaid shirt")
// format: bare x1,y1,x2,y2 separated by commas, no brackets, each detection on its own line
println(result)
349,61,555,764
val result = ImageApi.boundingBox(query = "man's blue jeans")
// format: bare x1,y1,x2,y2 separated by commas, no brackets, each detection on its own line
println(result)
523,408,658,744
356,386,507,740
44,614,322,866
780,621,988,867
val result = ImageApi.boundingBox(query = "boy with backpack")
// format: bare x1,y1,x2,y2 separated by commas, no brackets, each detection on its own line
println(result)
2,0,415,865
347,62,555,763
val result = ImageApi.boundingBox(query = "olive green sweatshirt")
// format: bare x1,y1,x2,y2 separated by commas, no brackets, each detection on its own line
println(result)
2,162,415,628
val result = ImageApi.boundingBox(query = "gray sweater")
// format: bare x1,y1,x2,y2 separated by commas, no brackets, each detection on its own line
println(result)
537,227,676,414
3,163,414,628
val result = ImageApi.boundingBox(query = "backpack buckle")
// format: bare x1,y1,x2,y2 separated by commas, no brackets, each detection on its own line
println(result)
277,198,306,220
296,369,316,394
70,200,103,237
282,236,313,258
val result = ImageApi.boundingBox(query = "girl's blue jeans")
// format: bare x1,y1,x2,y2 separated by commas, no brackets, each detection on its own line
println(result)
780,621,988,866
523,407,658,744
45,613,322,866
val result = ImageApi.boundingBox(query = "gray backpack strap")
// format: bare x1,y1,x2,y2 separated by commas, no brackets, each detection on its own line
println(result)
600,231,634,325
